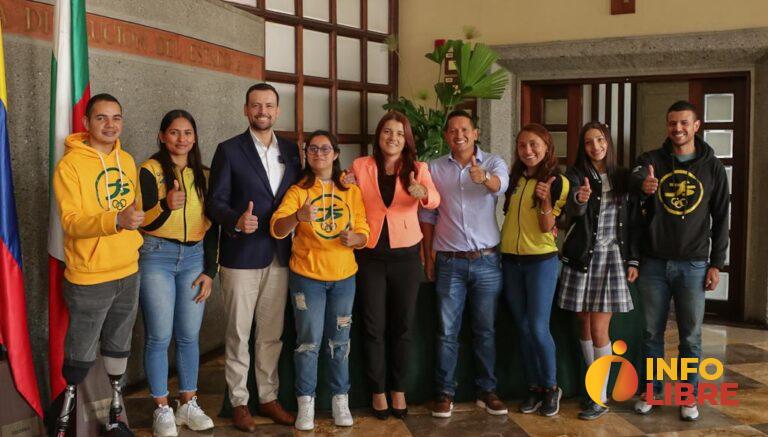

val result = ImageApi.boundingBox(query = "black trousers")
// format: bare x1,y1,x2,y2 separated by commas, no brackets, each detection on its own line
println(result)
357,251,422,393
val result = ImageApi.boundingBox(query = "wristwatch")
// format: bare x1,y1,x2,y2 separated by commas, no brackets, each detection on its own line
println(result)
484,171,491,183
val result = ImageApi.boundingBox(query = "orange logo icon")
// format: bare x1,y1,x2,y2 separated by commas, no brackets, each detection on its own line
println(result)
584,340,638,407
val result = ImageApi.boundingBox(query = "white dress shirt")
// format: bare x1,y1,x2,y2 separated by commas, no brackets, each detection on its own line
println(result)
250,129,285,195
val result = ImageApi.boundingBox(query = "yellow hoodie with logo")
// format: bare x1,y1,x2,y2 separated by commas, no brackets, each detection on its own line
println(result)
53,132,143,285
270,178,369,281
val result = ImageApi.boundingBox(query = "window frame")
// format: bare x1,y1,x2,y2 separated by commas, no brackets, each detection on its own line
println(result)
229,0,399,158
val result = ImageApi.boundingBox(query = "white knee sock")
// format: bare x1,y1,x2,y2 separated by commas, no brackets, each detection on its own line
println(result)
580,339,594,366
594,342,613,404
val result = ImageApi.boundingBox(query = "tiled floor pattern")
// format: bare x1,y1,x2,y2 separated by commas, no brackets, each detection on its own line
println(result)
125,323,768,436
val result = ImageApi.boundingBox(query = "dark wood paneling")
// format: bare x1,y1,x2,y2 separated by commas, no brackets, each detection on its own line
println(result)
566,84,582,166
611,0,635,15
617,83,625,165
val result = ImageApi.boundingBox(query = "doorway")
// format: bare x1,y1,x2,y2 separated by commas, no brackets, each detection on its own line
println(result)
521,73,750,322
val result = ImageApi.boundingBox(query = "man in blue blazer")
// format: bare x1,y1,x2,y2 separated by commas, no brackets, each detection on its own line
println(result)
208,83,301,430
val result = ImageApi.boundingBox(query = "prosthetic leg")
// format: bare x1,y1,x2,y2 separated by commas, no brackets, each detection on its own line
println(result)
103,374,133,437
54,385,77,437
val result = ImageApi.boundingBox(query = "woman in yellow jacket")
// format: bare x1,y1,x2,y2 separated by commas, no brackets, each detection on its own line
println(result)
270,130,369,431
501,123,569,417
138,110,219,436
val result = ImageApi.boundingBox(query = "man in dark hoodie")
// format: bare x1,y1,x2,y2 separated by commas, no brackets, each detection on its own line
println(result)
631,101,729,421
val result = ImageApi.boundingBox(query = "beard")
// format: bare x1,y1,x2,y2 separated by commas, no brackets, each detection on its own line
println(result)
250,116,274,132
669,135,693,148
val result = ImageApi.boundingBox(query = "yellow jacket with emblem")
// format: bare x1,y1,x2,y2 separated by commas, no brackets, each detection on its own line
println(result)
138,158,211,242
500,174,569,256
270,178,370,281
53,132,143,285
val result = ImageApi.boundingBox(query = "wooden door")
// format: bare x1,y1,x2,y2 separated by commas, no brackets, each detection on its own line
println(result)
521,83,582,165
689,75,750,320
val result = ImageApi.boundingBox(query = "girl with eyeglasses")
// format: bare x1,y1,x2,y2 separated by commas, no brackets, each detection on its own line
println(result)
557,122,640,420
138,109,219,436
270,130,370,431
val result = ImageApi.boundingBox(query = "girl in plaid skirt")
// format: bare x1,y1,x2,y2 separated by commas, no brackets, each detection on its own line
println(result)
557,122,641,420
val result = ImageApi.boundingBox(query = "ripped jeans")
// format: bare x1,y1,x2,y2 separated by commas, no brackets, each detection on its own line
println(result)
289,271,356,397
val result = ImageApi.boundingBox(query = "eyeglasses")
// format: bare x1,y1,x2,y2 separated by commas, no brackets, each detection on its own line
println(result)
306,145,334,155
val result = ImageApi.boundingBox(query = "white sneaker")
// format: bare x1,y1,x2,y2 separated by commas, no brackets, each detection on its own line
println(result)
175,396,214,431
152,405,178,437
680,403,699,421
295,396,315,431
634,393,654,415
331,394,353,427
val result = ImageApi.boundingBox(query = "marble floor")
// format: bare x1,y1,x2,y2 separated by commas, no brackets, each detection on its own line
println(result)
124,322,768,436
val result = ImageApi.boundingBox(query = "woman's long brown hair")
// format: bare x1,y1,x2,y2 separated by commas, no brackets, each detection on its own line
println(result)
505,123,560,210
372,111,418,187
152,110,207,201
574,121,627,195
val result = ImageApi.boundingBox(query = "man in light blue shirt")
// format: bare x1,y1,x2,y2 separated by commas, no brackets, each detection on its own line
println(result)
419,109,510,418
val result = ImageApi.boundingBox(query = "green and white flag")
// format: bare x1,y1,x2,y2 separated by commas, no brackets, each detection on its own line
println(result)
48,0,90,399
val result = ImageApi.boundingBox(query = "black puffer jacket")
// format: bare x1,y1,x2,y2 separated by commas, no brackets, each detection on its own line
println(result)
560,165,641,272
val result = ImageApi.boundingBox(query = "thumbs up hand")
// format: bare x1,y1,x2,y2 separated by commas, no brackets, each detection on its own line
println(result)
117,202,145,230
535,176,557,203
407,170,428,200
642,164,659,195
166,179,186,210
340,229,365,247
236,201,258,234
342,170,357,185
469,156,488,184
576,176,592,204
295,195,317,223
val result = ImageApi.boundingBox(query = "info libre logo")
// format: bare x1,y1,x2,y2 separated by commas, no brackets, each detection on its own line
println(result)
584,340,739,407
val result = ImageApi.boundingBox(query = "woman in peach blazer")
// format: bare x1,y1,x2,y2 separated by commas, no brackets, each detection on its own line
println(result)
349,111,439,419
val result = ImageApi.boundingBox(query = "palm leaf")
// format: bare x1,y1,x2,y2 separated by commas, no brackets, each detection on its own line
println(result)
454,42,506,99
462,68,508,99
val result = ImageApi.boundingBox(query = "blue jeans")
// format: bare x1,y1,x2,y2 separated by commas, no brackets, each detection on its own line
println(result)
638,257,707,395
139,235,206,398
289,272,356,397
434,251,502,396
502,255,559,388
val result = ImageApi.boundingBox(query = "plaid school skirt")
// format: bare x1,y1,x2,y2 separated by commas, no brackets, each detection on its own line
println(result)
557,241,634,313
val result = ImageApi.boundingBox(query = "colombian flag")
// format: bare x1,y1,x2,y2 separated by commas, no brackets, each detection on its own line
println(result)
0,22,43,416
48,0,91,399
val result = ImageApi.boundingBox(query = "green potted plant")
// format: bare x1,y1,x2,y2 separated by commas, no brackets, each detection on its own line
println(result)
384,31,509,160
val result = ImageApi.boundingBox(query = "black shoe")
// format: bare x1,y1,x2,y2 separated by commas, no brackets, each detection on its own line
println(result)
519,387,543,414
390,407,408,419
578,400,609,420
102,421,134,436
540,386,562,417
372,407,389,420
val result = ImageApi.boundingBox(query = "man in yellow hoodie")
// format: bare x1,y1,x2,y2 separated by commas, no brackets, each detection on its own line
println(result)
52,93,144,436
